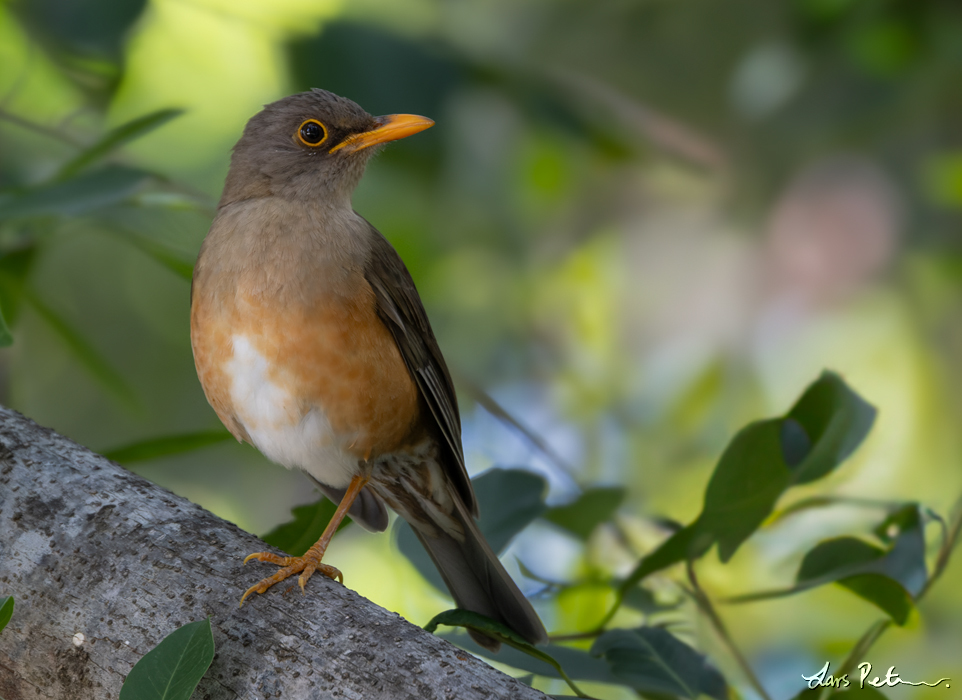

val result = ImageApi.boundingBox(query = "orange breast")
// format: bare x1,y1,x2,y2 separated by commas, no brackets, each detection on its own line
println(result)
190,279,422,463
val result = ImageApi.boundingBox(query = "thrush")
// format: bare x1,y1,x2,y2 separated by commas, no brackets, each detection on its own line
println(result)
189,88,547,650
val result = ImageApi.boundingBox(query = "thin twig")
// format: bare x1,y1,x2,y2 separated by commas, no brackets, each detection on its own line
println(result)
920,492,962,598
548,629,607,643
456,375,577,477
545,68,728,172
816,619,891,700
685,561,773,700
814,491,962,699
769,495,906,524
0,109,83,147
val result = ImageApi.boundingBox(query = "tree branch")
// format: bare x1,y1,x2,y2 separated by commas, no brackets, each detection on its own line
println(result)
0,406,548,700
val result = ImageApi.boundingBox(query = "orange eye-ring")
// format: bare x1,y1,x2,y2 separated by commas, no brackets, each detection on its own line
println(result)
297,119,327,147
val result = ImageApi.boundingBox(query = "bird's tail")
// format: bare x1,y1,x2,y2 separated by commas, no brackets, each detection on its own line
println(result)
411,496,547,651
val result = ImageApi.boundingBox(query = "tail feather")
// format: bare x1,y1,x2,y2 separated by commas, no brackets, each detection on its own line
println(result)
412,497,547,651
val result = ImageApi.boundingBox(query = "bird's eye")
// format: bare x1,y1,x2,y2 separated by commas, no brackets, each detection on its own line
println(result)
297,119,327,147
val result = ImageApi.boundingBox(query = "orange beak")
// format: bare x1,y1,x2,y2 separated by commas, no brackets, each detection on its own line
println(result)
329,113,434,154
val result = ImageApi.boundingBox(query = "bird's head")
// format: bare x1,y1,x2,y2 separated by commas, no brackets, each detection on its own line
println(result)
221,89,433,207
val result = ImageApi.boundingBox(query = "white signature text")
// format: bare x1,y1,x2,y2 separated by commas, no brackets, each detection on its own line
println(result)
802,661,950,690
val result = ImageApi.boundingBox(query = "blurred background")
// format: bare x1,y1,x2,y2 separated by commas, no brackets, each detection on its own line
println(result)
1,0,961,697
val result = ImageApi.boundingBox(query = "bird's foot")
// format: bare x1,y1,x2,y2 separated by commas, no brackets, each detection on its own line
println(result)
239,549,343,607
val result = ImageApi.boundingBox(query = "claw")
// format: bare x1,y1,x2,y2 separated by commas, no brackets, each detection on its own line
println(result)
235,474,366,606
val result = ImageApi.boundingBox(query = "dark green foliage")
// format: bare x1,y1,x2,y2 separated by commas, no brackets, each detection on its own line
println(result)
104,430,234,464
0,305,12,347
119,619,214,700
413,372,953,698
473,468,549,553
727,503,928,627
57,109,183,179
794,504,927,624
0,596,13,634
620,371,876,594
425,609,591,697
13,0,148,60
0,246,36,329
0,166,153,221
23,288,135,403
544,487,626,540
445,630,620,685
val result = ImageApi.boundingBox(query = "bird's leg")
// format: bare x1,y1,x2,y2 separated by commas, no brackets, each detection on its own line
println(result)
239,473,370,606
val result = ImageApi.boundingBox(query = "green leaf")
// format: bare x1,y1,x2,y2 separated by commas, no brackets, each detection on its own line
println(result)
0,596,13,634
262,497,351,557
795,505,926,624
788,371,877,485
58,109,183,179
0,303,12,347
608,373,877,632
103,430,234,463
834,574,913,626
119,619,214,700
397,468,547,592
113,229,195,281
872,504,928,596
543,486,626,540
797,537,886,581
0,246,38,327
619,524,712,596
794,538,914,624
24,289,135,404
474,468,548,553
425,609,591,698
770,495,902,524
624,371,875,589
441,630,619,684
794,685,890,699
729,505,927,624
704,371,875,560
697,418,793,561
0,166,152,221
591,627,727,700
621,585,682,614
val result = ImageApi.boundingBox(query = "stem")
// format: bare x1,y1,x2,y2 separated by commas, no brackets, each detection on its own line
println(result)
456,376,577,477
920,492,962,598
548,629,607,643
0,109,83,147
818,618,890,700
770,495,905,524
587,590,622,635
686,561,773,700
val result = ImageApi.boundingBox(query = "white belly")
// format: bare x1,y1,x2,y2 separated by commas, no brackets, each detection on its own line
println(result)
225,335,360,488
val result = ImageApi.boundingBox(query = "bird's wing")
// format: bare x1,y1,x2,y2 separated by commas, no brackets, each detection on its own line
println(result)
362,220,478,517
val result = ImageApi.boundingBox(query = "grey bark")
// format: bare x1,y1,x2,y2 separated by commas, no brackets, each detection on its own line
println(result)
0,406,549,700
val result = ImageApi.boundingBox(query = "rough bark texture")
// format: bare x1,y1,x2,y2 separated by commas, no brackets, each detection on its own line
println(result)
0,406,549,699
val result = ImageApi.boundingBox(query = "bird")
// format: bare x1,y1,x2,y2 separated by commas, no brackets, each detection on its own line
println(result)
189,88,547,650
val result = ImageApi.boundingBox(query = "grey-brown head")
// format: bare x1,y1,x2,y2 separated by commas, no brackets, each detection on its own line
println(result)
220,89,433,208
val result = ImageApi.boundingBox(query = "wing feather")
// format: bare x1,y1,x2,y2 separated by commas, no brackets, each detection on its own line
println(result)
362,221,478,516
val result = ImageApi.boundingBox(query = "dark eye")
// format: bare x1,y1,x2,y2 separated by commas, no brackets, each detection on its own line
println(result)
297,119,327,147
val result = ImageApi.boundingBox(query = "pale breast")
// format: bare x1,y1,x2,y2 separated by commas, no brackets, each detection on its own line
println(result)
191,263,423,489
224,334,361,488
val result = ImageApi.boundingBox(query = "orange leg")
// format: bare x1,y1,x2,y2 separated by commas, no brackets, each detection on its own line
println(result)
239,473,370,606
